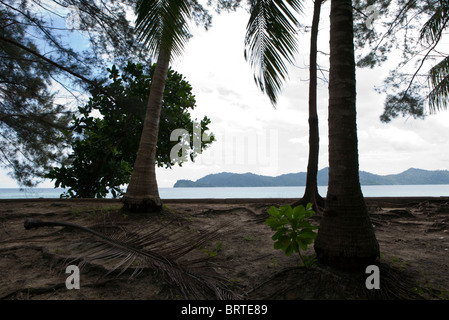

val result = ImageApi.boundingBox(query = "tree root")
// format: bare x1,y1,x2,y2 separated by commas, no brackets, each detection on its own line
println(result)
247,261,428,300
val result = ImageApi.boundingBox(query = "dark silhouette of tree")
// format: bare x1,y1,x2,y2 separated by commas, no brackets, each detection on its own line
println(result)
0,8,70,186
122,0,214,212
354,0,449,121
314,0,380,270
294,0,326,212
0,0,148,186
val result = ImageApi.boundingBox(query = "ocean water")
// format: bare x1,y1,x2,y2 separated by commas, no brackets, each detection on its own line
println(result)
1,184,449,199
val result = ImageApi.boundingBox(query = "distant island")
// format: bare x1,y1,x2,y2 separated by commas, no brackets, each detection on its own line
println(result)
173,168,449,188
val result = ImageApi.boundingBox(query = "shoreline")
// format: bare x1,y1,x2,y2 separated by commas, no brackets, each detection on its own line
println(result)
1,196,448,205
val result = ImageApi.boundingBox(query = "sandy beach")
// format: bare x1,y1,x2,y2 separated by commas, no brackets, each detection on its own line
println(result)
1,197,448,300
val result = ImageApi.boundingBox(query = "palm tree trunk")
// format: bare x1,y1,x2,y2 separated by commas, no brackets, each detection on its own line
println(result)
294,0,325,212
122,48,170,213
313,0,379,269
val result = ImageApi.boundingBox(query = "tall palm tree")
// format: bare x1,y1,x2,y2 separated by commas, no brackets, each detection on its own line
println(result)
294,0,325,211
245,0,326,211
123,0,192,213
313,0,379,269
245,0,379,269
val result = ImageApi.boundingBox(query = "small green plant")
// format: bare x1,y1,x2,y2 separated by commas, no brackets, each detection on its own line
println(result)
214,241,223,252
202,241,223,258
244,235,254,241
391,256,408,271
301,254,318,267
71,208,84,217
269,258,278,267
229,278,239,288
440,289,449,300
203,249,217,258
265,203,318,266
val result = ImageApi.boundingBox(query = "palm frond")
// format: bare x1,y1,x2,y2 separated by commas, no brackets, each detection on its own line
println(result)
428,55,449,113
419,1,449,44
135,0,192,59
24,218,242,299
244,0,303,105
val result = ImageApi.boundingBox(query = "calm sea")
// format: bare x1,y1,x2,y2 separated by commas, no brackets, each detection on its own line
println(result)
1,185,449,199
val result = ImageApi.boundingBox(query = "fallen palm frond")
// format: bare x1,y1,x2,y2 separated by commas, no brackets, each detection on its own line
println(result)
24,217,242,300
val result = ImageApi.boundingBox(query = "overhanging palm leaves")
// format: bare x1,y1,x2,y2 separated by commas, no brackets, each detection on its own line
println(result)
419,0,449,45
135,0,192,59
245,0,303,105
420,0,449,112
428,56,449,112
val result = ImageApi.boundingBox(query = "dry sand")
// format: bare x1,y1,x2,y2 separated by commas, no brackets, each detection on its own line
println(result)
1,197,448,301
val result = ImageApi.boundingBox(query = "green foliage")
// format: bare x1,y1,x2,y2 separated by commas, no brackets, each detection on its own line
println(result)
135,0,194,59
265,204,318,266
428,55,449,113
354,0,449,119
0,0,168,187
380,89,426,123
46,62,214,198
439,289,449,300
135,0,238,60
202,241,223,258
0,8,71,187
244,0,303,105
419,1,449,44
353,0,393,68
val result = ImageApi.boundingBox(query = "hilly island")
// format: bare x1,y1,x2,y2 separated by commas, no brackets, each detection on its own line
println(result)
173,168,449,188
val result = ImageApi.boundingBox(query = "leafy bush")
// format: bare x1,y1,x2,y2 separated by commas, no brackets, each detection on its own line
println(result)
46,62,214,198
265,203,318,266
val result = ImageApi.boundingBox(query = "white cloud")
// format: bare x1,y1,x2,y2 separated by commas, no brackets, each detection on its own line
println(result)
0,172,18,188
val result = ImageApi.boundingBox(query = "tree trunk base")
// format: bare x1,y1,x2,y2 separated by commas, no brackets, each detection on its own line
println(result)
121,196,163,214
314,193,380,270
292,189,325,214
314,252,380,271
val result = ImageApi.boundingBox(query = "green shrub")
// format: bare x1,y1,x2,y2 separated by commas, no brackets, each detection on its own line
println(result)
265,203,318,266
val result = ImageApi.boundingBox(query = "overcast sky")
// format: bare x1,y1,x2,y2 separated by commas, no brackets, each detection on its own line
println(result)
1,2,449,188
158,3,449,188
